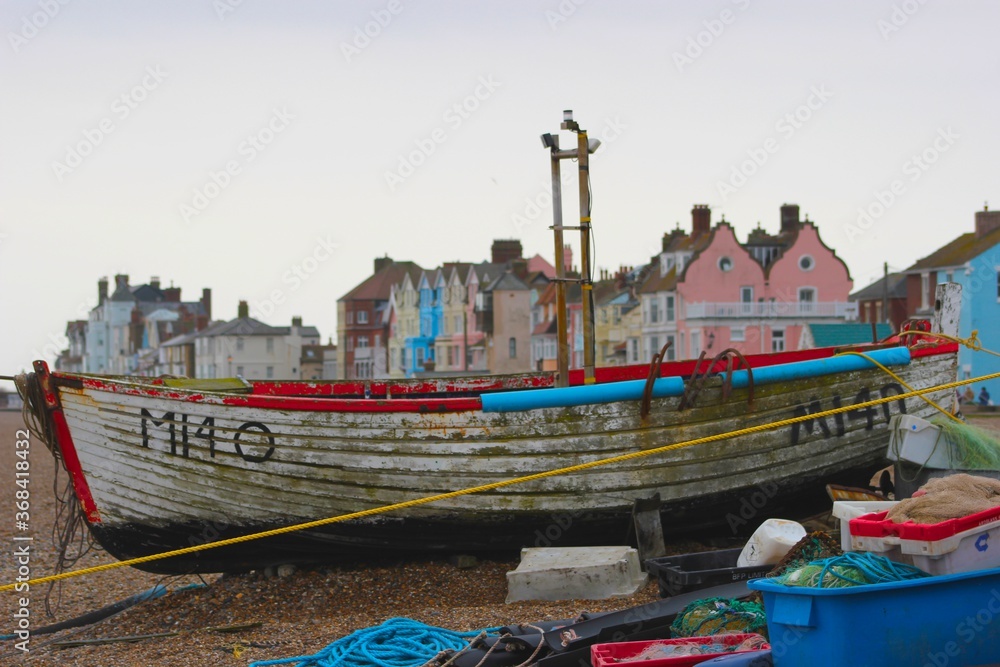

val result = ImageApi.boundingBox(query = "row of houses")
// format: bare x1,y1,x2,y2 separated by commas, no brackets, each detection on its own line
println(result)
337,203,864,380
57,276,336,381
52,203,1000,395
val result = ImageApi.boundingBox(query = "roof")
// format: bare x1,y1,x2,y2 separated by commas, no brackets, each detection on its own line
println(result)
110,283,135,302
906,226,1000,272
639,264,678,295
806,323,893,347
849,272,907,302
486,271,529,291
532,318,557,336
339,261,423,302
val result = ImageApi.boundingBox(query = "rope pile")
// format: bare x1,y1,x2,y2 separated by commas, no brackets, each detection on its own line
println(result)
247,617,492,667
670,598,767,638
774,552,929,589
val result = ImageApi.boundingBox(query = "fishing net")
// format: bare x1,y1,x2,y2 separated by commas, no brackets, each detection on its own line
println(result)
766,531,842,580
926,417,1000,470
670,598,768,638
888,473,1000,524
774,552,929,588
632,635,768,660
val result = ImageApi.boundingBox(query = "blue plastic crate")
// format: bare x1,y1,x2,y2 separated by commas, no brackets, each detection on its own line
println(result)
749,567,1000,667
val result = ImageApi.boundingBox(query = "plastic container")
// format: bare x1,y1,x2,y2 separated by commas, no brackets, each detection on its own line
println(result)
590,634,769,667
645,548,772,598
831,500,897,551
886,414,953,468
749,567,1000,667
847,507,1000,575
736,519,806,567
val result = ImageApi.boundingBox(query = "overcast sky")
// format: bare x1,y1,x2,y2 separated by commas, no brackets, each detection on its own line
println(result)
2,0,998,387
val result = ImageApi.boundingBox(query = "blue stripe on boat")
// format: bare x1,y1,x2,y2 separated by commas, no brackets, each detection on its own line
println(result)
480,347,912,413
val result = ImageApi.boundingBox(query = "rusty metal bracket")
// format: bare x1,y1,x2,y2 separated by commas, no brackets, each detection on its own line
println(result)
639,341,673,420
678,348,755,412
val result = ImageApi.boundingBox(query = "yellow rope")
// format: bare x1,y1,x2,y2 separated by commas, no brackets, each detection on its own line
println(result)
836,351,963,424
3,369,997,593
898,329,995,356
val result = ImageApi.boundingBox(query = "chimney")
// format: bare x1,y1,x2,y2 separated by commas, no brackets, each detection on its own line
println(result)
691,205,711,236
163,287,181,302
563,244,573,274
238,300,249,319
292,316,303,327
150,276,161,290
780,203,800,232
511,258,528,280
491,239,523,264
201,288,212,319
976,204,1000,238
115,274,129,290
98,277,109,305
373,255,393,273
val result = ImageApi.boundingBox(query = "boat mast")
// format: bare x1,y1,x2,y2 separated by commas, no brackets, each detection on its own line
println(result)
541,110,600,386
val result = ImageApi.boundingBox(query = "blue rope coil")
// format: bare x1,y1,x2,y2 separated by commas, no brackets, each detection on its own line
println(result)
248,617,496,667
791,552,930,588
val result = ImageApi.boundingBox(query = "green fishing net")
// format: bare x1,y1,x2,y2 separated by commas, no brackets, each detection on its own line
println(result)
671,598,768,639
928,417,1000,470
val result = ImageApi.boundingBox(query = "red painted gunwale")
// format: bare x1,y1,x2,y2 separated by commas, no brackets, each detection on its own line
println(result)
51,342,958,414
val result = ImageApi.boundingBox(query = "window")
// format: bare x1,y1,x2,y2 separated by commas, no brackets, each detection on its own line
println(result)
236,365,244,376
740,287,754,315
266,337,274,353
876,302,883,323
772,330,785,352
799,288,815,313
347,312,353,324
509,337,517,359
347,337,353,352
357,311,368,324
666,295,675,322
944,272,953,283
236,337,244,351
665,335,676,361
650,299,660,323
357,337,368,348
455,315,462,333
718,256,733,272
799,255,814,271
374,334,381,348
447,346,455,366
921,273,930,310
628,339,639,363
416,348,425,365
691,331,701,359
731,327,746,342
266,366,274,379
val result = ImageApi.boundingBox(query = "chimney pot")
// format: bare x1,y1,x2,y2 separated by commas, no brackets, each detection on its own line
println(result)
238,300,249,319
780,204,800,232
691,204,711,236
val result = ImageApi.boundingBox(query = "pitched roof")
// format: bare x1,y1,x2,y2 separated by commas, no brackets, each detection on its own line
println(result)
639,264,678,294
849,272,907,302
806,323,892,347
339,261,423,302
486,271,529,291
906,226,1000,272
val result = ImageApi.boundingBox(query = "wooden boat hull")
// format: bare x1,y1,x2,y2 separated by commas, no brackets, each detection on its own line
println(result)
27,343,958,573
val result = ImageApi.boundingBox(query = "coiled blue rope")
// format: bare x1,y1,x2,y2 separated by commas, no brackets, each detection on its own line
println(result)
808,552,929,588
248,617,496,667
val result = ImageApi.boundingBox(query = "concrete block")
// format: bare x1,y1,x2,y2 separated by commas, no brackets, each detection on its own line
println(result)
505,546,648,603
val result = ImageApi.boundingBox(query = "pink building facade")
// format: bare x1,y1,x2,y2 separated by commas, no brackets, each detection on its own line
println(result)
644,204,854,361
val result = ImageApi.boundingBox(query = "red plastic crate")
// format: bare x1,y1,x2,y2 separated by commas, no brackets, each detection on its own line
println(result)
590,634,769,667
849,505,1000,541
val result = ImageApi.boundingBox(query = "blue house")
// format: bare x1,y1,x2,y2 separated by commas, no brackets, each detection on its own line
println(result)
403,269,445,375
905,206,1000,399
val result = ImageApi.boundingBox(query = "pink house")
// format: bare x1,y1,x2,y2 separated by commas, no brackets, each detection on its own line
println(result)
645,204,853,360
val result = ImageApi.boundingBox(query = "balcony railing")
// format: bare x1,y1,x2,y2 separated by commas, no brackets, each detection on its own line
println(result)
685,301,857,319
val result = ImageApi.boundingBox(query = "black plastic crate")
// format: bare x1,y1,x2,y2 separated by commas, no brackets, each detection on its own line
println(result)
645,548,772,598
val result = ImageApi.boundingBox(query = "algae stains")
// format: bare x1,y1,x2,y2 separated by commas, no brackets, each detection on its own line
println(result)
475,446,509,457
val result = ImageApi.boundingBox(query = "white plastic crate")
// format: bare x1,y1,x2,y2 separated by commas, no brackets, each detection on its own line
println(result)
831,501,897,552
850,518,1000,576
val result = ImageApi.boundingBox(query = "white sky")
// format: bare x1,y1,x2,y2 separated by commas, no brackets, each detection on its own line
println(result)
2,0,998,388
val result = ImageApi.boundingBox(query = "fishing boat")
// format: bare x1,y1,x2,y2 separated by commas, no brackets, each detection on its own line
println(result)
16,114,963,574
20,304,958,573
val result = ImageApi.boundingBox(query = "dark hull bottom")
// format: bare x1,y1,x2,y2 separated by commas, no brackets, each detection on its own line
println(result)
89,464,879,574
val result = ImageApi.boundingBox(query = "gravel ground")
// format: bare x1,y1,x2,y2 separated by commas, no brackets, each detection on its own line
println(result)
0,409,699,667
